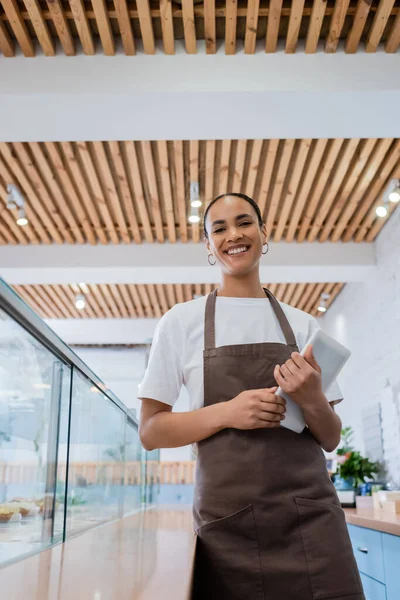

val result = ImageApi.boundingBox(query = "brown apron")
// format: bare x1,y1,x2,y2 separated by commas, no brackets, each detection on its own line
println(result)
192,288,365,600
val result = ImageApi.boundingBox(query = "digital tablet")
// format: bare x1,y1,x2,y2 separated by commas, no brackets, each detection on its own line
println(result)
276,329,351,434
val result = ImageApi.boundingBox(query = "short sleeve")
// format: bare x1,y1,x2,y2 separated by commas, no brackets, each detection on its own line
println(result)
307,316,344,406
137,308,183,407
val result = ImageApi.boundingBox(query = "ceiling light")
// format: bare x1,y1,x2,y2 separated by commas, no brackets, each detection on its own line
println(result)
16,208,28,226
190,182,201,208
376,205,388,218
389,183,400,203
189,214,200,223
317,292,330,313
75,294,86,310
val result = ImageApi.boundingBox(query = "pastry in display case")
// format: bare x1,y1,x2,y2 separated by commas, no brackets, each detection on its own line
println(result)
0,504,22,523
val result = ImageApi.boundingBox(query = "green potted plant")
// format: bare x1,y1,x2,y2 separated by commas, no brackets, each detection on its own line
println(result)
335,426,380,508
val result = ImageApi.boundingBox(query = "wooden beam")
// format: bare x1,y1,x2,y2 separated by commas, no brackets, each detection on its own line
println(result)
218,140,231,195
138,141,164,244
11,142,74,243
319,138,377,242
157,141,177,243
45,0,75,56
160,0,174,54
91,0,115,55
366,0,396,52
266,139,295,237
265,0,283,53
385,9,400,53
108,141,142,244
258,139,279,219
245,140,263,199
305,0,327,54
205,140,216,204
0,18,15,57
181,0,196,53
69,0,95,55
59,142,108,244
91,141,130,243
231,139,247,192
0,158,40,244
274,139,311,242
124,141,154,243
113,0,135,55
173,140,188,243
22,0,55,56
334,138,393,241
225,0,237,55
1,0,35,56
307,138,360,243
244,0,260,54
0,143,58,244
345,0,371,54
29,142,85,244
76,141,119,243
204,0,216,54
189,140,200,242
44,142,95,244
0,181,32,244
285,0,305,54
136,0,155,54
286,138,328,242
297,139,344,242
344,139,400,242
325,0,351,53
117,283,137,317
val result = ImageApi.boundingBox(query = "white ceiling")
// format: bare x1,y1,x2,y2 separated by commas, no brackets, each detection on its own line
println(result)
1,46,400,141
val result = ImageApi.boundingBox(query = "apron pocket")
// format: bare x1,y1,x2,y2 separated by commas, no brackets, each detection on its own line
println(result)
295,497,363,600
193,504,264,600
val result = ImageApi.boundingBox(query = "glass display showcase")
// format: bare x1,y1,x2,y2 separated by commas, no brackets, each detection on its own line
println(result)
0,277,158,567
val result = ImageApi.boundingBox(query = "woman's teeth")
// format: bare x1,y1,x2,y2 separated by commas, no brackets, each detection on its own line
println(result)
227,246,248,255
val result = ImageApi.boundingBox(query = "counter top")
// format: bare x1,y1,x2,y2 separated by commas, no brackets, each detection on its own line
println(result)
0,507,196,600
344,507,400,537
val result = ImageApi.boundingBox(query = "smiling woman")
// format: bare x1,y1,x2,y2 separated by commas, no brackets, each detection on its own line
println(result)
138,192,362,600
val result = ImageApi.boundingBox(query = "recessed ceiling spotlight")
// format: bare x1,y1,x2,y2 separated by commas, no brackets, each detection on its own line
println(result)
7,184,29,226
317,292,330,313
75,294,86,310
376,205,388,218
389,181,400,203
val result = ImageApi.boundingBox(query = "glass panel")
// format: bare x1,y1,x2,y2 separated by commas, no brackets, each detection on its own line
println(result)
0,307,69,566
123,420,142,515
66,370,125,538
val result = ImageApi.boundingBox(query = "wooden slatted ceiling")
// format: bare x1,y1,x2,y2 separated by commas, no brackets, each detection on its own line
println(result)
0,0,399,58
12,282,345,319
0,138,399,246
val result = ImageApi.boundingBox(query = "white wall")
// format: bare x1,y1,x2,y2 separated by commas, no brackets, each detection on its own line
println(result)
321,207,400,464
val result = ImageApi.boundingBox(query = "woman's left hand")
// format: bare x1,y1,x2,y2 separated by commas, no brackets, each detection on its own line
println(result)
274,345,324,409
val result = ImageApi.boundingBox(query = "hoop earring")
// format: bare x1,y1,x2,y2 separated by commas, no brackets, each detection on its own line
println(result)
262,243,269,255
208,254,216,266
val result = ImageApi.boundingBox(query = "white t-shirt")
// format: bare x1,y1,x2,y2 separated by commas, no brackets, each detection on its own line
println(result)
137,295,343,410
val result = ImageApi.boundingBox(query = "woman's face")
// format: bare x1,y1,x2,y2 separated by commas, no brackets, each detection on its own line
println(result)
205,196,267,276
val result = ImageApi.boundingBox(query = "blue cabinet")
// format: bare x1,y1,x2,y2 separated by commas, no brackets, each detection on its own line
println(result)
347,524,385,583
359,573,387,600
347,523,400,600
382,532,400,600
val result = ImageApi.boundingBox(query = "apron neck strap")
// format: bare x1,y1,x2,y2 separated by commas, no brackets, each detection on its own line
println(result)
204,288,298,350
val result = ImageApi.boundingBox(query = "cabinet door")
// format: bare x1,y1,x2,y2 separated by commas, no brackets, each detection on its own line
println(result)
360,573,387,600
382,532,400,600
347,524,385,583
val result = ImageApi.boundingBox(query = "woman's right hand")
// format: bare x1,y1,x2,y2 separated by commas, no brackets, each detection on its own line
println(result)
224,387,287,430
